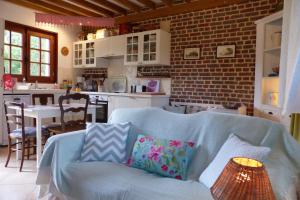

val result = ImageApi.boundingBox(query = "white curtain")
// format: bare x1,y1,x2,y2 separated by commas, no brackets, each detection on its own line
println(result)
282,0,300,115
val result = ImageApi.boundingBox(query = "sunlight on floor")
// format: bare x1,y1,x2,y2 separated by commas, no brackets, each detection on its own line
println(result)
0,147,37,200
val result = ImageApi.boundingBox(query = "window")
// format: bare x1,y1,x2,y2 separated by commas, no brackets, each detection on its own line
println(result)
4,28,25,77
4,21,57,83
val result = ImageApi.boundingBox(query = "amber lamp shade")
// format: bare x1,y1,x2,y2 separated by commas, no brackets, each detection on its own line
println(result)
211,157,275,200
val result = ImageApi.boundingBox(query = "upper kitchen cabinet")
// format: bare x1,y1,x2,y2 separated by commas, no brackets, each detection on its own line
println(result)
95,35,125,58
73,40,108,68
125,29,170,66
73,40,95,68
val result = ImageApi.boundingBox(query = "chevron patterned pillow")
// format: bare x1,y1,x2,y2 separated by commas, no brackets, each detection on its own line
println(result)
80,122,131,163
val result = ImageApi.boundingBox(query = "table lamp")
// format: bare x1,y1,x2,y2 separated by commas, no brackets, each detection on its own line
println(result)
211,157,275,200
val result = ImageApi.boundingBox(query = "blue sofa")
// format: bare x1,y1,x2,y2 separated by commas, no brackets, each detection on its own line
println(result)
36,108,300,200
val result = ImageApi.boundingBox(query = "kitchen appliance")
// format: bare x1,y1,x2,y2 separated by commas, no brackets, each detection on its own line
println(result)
87,94,108,123
105,77,127,93
85,79,98,92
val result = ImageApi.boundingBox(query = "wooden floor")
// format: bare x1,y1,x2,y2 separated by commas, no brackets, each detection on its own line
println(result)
0,147,37,200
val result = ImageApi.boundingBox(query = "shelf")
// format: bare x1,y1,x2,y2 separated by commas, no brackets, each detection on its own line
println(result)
261,104,280,110
136,76,171,79
262,76,279,79
264,47,281,53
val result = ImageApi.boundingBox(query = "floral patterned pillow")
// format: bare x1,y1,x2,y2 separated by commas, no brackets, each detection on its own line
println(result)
128,134,196,180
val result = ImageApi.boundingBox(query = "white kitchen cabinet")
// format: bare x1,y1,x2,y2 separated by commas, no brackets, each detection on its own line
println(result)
73,42,84,68
73,40,109,68
108,95,169,117
95,35,125,57
124,33,140,65
124,29,170,66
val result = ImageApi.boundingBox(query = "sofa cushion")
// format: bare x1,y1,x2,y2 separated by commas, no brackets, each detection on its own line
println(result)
62,161,213,200
199,134,271,188
163,105,186,114
80,122,131,163
129,134,196,180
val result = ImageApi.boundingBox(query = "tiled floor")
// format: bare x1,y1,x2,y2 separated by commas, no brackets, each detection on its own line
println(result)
0,147,37,200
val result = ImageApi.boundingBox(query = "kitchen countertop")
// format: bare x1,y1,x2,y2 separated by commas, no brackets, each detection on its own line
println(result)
3,90,170,98
80,91,170,98
3,89,66,95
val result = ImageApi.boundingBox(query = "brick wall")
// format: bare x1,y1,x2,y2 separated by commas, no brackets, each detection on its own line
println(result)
137,0,279,115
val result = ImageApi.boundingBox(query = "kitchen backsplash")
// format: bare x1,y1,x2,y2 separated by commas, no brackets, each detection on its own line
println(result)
137,66,170,78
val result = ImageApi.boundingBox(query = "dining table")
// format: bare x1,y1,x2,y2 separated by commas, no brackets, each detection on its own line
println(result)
8,103,96,168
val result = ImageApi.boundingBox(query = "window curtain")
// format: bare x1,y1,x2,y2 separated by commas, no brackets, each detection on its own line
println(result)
282,0,300,115
290,114,300,143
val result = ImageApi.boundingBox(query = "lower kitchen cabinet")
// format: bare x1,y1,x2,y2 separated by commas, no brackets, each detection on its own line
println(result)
108,95,169,117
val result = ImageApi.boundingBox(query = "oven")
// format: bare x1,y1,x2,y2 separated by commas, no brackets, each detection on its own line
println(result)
87,95,108,123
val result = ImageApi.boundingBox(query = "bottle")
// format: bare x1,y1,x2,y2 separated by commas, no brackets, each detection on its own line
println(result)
35,80,38,89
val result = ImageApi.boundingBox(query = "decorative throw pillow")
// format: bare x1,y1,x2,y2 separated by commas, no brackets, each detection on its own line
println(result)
128,134,196,180
199,134,271,188
80,122,131,163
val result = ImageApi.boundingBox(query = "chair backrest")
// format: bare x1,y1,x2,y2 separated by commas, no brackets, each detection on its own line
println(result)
32,93,55,106
4,101,25,139
66,86,72,95
58,93,89,130
32,93,55,124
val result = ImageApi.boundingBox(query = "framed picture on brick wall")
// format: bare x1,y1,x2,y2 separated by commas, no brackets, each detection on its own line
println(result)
184,48,200,60
217,45,236,58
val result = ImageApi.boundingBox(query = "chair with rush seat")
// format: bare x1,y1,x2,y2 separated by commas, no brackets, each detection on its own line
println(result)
48,93,89,135
4,101,47,171
32,93,61,133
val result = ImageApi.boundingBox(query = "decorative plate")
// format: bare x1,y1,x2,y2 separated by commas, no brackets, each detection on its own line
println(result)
61,46,69,56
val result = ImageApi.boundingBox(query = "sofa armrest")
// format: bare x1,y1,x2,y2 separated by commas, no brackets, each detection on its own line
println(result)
36,130,85,192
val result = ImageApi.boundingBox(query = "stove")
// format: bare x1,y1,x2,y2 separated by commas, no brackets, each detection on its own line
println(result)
88,94,108,123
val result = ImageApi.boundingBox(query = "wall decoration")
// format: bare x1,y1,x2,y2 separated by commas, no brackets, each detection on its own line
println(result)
61,47,69,56
146,80,160,92
35,13,115,27
184,48,200,60
217,45,236,58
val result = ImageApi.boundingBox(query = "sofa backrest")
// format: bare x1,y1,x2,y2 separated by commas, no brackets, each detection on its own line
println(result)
110,108,275,177
109,108,300,193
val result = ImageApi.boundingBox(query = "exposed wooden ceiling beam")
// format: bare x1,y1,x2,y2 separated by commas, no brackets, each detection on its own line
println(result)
67,0,114,17
4,0,70,15
115,0,247,24
25,0,80,15
90,0,128,15
112,0,142,13
41,0,103,17
160,0,172,7
136,0,156,9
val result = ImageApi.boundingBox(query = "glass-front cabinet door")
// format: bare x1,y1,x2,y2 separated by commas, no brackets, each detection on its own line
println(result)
125,34,139,65
85,41,95,67
142,32,157,64
74,43,83,68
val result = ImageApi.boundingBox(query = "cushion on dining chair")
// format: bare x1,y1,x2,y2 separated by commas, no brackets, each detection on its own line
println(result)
10,127,48,138
42,123,61,129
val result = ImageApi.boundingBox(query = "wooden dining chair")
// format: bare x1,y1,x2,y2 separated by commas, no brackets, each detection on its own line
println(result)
32,94,60,129
4,101,46,172
48,93,89,135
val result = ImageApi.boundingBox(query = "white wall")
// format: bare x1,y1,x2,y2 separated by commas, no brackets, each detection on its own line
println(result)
0,1,81,84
